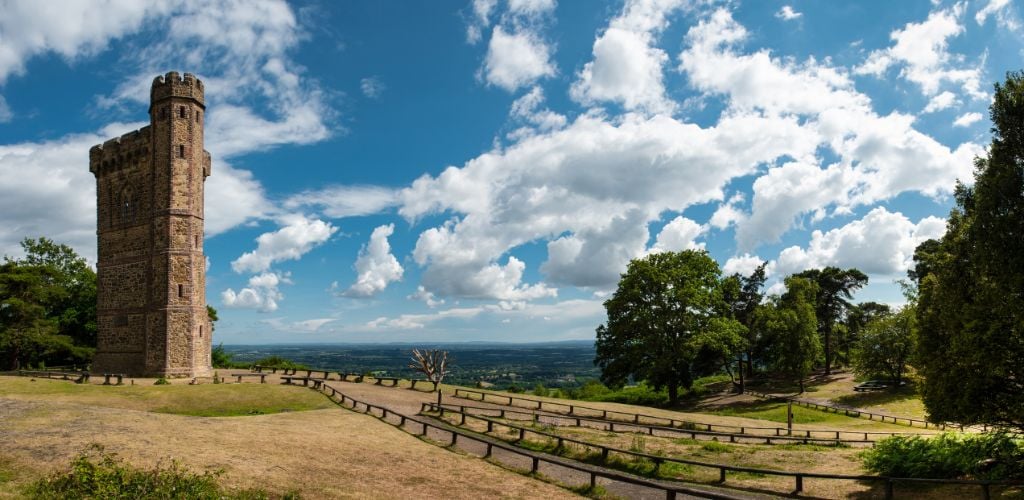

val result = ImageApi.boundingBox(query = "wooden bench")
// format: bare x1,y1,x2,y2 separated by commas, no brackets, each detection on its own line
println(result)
339,373,364,383
232,373,267,383
103,373,125,385
18,370,90,383
853,381,888,392
281,376,322,389
374,376,400,387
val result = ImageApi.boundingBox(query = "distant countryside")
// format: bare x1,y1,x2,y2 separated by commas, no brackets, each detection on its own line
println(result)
223,342,601,391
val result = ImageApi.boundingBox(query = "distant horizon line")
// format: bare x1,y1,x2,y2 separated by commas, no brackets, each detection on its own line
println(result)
219,339,595,347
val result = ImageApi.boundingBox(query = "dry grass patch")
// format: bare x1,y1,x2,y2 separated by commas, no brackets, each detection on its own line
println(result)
0,376,334,416
0,394,578,499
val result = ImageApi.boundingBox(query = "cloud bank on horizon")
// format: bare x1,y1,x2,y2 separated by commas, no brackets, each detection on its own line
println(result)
0,0,1019,342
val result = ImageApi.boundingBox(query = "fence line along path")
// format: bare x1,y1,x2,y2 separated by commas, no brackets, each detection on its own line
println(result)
424,402,1022,500
452,388,933,441
314,382,750,500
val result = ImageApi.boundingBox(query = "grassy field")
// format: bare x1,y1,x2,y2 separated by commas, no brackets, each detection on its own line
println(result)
0,377,335,416
0,376,578,499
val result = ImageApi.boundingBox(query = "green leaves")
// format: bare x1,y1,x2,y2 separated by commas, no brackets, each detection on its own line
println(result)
851,307,915,385
1,237,97,369
915,71,1024,432
595,250,744,404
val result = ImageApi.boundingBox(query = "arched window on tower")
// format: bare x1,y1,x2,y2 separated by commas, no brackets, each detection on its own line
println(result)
119,184,137,224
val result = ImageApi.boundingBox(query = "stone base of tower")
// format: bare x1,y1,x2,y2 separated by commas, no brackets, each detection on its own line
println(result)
92,355,212,378
91,351,146,377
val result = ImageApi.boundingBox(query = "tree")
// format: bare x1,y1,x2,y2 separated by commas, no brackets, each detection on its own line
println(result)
843,301,892,368
795,267,868,374
916,71,1024,431
760,276,821,393
852,307,915,386
409,348,452,406
594,250,745,405
722,263,767,391
0,262,90,369
13,237,97,347
1,238,98,370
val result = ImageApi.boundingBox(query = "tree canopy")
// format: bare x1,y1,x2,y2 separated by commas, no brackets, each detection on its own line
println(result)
794,267,868,374
852,307,915,386
915,71,1024,431
594,250,745,405
759,276,821,392
1,238,96,369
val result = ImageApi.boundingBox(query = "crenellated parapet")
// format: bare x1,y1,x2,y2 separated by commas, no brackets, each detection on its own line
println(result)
89,126,152,175
150,71,205,110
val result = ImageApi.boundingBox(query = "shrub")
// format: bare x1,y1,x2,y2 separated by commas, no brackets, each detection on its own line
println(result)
861,432,1024,480
532,383,548,397
27,444,287,499
153,377,169,385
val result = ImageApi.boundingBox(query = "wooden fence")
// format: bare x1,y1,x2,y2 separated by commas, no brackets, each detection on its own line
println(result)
314,382,747,500
453,388,930,441
425,402,1021,500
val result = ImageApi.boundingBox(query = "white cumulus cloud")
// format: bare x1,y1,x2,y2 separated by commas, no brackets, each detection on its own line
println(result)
343,224,404,298
482,26,556,92
221,272,290,313
232,216,337,274
570,0,684,114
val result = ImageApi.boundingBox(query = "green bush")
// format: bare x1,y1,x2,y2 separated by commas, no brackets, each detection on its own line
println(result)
861,432,1024,480
27,445,290,499
153,377,169,385
532,383,548,397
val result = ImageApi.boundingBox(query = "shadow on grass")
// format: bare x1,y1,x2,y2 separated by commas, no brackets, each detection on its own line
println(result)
832,383,920,410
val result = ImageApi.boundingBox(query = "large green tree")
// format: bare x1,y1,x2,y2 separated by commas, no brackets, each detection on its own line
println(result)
916,71,1024,431
795,267,868,374
0,238,96,369
852,307,915,386
595,250,745,405
760,276,821,393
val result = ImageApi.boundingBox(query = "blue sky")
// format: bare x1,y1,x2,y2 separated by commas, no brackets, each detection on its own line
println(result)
0,0,1020,344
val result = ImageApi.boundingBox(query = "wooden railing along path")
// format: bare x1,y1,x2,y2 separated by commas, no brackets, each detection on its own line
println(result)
425,402,1022,499
453,388,931,441
433,402,879,446
313,382,748,500
743,390,964,430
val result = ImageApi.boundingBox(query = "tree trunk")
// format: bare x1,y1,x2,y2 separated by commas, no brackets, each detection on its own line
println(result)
824,328,832,375
799,377,805,394
668,384,679,406
737,356,745,393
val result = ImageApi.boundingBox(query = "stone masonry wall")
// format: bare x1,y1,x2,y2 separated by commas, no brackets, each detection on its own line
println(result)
91,71,212,378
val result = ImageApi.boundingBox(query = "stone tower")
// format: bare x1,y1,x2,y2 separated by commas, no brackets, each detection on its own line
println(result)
90,72,212,378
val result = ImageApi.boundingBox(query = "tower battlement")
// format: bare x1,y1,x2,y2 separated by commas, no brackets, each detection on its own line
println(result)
89,127,151,174
150,71,205,109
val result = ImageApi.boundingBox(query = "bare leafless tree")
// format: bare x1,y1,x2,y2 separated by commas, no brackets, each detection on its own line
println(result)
409,348,451,406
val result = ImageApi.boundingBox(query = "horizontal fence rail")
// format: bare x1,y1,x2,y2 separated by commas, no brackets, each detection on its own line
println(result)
424,402,1022,500
453,388,931,441
314,382,747,500
433,402,877,446
743,390,963,430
